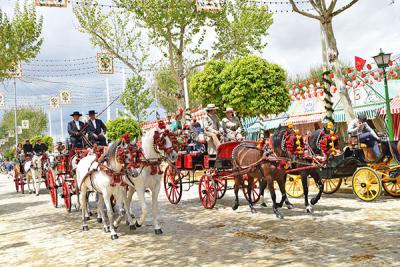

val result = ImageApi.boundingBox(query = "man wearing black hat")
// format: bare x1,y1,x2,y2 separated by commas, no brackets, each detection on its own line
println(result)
67,111,85,148
86,110,107,146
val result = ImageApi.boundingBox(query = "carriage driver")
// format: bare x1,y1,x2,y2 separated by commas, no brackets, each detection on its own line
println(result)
348,113,381,159
203,104,223,154
67,111,85,148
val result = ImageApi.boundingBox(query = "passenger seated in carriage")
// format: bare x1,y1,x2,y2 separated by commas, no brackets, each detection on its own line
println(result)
348,113,381,159
67,111,85,148
203,104,223,155
86,110,107,146
221,107,244,142
33,139,48,155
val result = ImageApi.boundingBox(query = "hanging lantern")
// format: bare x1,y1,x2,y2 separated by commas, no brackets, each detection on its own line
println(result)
361,73,366,78
329,73,334,79
306,80,310,86
343,78,348,84
367,64,372,70
351,75,356,81
292,84,296,89
314,92,318,97
97,53,114,74
59,90,71,104
7,62,21,78
313,79,318,85
333,87,338,93
347,68,353,74
49,96,60,108
21,120,29,129
298,82,303,88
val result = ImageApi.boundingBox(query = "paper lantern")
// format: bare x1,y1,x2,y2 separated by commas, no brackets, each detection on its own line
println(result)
306,80,310,86
351,75,356,81
367,64,372,70
314,92,318,97
298,83,303,88
347,68,353,74
292,84,296,89
329,73,334,79
333,87,338,93
313,79,318,85
97,53,114,74
361,73,366,78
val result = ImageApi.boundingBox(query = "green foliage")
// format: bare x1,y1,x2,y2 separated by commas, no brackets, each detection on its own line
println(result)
74,0,147,72
190,59,227,113
0,107,47,151
30,135,53,150
4,147,16,161
0,1,43,79
105,118,142,142
192,56,289,117
212,0,273,60
120,74,153,123
154,66,202,114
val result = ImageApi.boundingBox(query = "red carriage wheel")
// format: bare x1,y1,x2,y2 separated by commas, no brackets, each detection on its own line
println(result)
163,166,183,204
198,174,217,209
215,177,227,199
242,175,261,204
62,181,72,212
48,169,58,208
44,172,49,190
14,170,19,193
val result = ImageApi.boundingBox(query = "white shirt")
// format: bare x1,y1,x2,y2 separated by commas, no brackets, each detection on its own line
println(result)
75,120,81,130
91,119,97,129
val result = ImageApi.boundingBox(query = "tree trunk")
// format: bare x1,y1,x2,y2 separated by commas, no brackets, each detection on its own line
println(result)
320,22,328,68
322,20,355,124
176,52,185,108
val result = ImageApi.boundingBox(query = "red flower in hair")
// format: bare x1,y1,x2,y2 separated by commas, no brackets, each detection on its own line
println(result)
157,120,166,129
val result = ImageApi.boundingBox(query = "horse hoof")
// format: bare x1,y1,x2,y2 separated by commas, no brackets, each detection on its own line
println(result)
130,225,136,231
88,211,93,216
310,198,317,205
82,225,89,231
287,204,294,210
97,218,102,223
155,229,163,235
250,208,257,214
84,217,90,221
275,213,284,219
260,203,267,207
232,203,239,211
305,206,313,214
135,221,142,228
111,234,119,240
36,194,39,196
104,226,110,233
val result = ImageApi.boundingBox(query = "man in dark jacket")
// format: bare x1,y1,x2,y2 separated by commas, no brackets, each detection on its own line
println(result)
23,140,33,154
67,111,85,148
33,139,48,155
86,110,107,146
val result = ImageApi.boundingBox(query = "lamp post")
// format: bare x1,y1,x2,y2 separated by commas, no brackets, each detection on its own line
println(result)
373,48,394,141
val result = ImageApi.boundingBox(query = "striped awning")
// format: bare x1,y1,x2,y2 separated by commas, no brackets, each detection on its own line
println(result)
380,97,400,115
333,102,385,122
281,113,324,126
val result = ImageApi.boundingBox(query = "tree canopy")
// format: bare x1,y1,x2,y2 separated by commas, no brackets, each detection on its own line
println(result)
120,74,153,123
191,55,289,117
105,118,142,142
0,107,48,151
0,1,43,79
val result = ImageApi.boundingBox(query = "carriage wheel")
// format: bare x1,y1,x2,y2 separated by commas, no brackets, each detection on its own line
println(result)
352,167,382,202
285,174,304,198
48,169,58,208
14,170,19,193
44,172,50,190
215,177,227,199
62,181,72,212
242,175,261,204
382,169,400,197
198,174,217,209
163,166,183,204
322,178,342,194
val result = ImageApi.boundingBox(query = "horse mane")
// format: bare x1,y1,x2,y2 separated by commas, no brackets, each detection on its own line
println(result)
105,140,121,161
272,126,288,151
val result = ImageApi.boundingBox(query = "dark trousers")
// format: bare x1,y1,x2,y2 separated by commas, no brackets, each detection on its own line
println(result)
89,134,107,146
70,136,84,148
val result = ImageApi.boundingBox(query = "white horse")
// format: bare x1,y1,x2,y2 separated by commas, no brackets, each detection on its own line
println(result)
23,160,34,193
30,154,45,196
76,140,135,240
125,127,178,235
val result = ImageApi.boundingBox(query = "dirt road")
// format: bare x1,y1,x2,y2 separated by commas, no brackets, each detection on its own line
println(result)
1,174,399,266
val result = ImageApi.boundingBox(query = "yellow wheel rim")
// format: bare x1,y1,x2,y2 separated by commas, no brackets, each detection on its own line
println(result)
323,178,342,194
352,168,381,201
285,175,303,198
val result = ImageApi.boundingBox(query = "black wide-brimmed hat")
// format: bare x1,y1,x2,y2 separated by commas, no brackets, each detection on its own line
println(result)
87,110,97,115
70,111,82,116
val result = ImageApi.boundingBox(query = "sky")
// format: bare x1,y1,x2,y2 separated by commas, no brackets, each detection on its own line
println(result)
0,0,399,140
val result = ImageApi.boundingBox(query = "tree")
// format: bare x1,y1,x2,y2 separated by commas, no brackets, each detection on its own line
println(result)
212,0,273,60
118,0,213,106
154,66,202,114
120,74,153,123
0,107,47,150
0,1,43,79
289,0,359,123
220,56,289,117
191,56,290,117
74,0,147,73
190,59,227,114
105,118,142,141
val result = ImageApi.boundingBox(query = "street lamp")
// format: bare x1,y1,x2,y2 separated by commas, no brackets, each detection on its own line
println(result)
373,48,394,141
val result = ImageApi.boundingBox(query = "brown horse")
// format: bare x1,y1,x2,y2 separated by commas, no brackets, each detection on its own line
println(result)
232,142,293,218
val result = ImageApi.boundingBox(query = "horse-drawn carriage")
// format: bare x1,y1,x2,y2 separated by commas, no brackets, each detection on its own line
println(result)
47,142,96,211
14,153,50,194
163,139,261,209
283,127,400,202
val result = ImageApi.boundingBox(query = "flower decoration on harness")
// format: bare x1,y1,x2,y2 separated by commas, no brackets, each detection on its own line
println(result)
283,129,305,155
319,129,340,156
